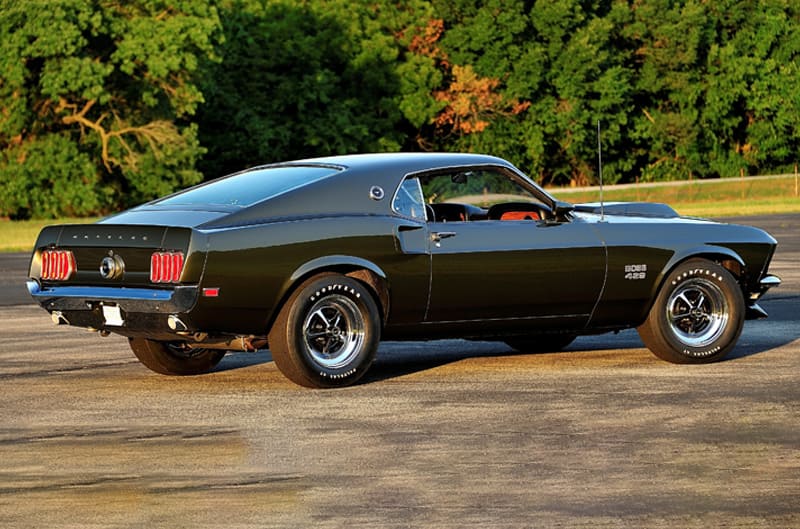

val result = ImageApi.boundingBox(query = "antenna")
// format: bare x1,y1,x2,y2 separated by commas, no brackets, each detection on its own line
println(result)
597,120,605,221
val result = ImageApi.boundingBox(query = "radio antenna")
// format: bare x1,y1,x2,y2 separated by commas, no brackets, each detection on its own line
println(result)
597,120,605,221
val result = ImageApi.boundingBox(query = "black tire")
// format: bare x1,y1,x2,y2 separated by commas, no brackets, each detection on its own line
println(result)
129,338,226,375
637,259,745,364
504,334,576,353
268,274,381,388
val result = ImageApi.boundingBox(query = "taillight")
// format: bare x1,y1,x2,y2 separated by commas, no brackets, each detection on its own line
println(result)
150,251,185,283
41,249,76,281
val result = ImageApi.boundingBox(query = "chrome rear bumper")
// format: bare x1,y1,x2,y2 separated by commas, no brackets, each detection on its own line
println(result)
26,280,198,314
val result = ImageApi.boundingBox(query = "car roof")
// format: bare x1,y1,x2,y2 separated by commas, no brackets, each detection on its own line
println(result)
194,153,526,226
124,152,539,229
288,152,515,175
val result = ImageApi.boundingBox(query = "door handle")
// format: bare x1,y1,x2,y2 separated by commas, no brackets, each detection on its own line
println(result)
431,231,457,244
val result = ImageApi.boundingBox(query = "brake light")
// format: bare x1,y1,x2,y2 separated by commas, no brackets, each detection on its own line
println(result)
150,251,185,283
41,249,76,281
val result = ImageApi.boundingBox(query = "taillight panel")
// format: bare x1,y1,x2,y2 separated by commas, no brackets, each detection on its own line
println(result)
41,249,76,281
150,251,185,283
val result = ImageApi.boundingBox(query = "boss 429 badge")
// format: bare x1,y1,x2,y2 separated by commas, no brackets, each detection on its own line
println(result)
624,264,647,280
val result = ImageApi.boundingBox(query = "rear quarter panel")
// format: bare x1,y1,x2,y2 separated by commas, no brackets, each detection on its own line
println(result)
192,215,430,334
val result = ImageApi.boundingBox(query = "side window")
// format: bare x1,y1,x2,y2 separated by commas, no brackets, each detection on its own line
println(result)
421,169,536,206
392,177,426,220
419,168,550,222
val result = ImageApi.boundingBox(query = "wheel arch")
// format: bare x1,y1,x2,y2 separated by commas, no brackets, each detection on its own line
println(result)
641,245,747,324
637,254,747,364
268,255,390,333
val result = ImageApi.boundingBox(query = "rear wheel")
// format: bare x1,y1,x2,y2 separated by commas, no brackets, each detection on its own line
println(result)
268,274,381,388
504,334,576,353
638,259,744,363
129,338,226,375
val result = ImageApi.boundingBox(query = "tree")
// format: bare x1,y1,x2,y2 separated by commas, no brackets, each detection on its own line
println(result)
398,7,531,154
624,0,800,181
197,0,411,178
3,0,800,219
427,0,635,186
0,0,221,218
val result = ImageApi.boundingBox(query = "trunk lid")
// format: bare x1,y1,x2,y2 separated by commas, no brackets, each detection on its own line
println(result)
31,223,200,288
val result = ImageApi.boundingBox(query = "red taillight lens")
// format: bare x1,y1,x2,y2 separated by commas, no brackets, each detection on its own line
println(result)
150,251,184,283
41,249,76,281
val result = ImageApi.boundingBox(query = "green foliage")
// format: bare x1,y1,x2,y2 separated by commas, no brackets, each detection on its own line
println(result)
0,0,221,218
2,0,800,217
626,0,800,181
197,0,415,177
0,134,100,219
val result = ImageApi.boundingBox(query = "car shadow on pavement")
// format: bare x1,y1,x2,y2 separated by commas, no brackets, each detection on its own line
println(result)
726,293,800,360
207,294,797,384
213,350,274,373
363,294,799,385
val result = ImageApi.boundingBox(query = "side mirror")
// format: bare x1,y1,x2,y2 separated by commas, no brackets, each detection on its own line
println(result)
552,200,574,221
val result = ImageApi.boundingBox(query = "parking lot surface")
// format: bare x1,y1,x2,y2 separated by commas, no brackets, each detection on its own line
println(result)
1,215,798,527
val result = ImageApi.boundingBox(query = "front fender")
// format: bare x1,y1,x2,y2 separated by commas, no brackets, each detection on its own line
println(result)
645,244,746,314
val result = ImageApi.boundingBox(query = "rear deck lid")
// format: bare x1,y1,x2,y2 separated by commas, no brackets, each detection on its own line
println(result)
31,223,199,288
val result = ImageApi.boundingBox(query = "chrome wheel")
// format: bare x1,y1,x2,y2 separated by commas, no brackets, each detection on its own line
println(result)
665,278,729,350
639,259,744,364
270,274,381,388
302,294,366,369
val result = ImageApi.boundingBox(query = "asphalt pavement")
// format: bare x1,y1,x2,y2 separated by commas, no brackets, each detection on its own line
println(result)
0,253,30,306
0,214,797,528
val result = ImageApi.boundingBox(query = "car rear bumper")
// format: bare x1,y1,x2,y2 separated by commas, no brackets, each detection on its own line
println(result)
27,280,199,335
27,280,199,312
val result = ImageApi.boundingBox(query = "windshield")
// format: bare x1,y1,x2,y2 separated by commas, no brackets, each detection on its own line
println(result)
155,165,340,207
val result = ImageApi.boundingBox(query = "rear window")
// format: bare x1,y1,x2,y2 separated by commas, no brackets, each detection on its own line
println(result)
155,165,340,207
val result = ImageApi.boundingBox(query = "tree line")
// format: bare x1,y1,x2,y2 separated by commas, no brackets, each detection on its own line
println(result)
2,0,799,219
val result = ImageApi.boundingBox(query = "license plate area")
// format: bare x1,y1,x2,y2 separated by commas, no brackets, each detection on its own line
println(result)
101,304,124,326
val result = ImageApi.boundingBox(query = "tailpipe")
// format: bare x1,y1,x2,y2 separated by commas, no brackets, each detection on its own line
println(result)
167,314,188,332
51,311,69,325
187,335,267,352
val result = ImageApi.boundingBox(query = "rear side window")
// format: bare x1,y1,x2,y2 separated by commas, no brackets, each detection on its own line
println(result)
392,177,426,220
156,165,340,207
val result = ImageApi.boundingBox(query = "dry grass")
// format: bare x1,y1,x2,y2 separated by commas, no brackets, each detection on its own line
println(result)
0,217,98,253
547,174,800,218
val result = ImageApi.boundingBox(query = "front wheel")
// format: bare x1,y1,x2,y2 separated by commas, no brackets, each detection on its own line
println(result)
637,259,744,364
129,338,226,375
268,274,381,388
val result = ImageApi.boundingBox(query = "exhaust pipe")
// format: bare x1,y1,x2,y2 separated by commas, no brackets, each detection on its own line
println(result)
167,314,188,332
187,335,267,352
51,311,69,325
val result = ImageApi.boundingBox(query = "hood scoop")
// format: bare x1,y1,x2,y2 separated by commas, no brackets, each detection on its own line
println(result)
574,202,679,218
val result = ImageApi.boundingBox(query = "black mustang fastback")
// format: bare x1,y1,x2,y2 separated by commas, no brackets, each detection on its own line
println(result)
27,153,780,387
